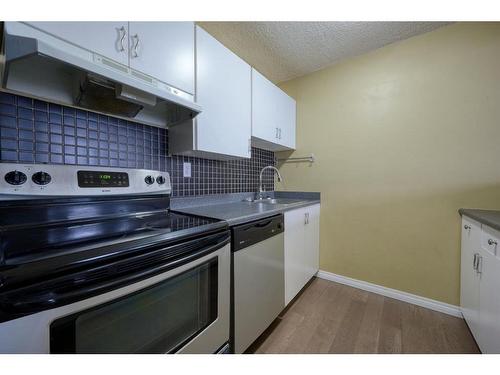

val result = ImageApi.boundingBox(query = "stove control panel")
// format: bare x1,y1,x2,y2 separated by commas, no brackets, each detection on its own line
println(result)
77,171,130,188
0,163,171,197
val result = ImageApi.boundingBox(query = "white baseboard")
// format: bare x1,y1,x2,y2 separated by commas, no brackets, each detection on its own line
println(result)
316,270,463,318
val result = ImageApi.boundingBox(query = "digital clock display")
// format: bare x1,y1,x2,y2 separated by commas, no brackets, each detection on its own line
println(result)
77,171,129,188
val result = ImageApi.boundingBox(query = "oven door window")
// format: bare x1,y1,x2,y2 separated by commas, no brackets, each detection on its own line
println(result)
50,259,218,353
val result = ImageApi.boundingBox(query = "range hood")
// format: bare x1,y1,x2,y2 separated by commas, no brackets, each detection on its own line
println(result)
0,22,201,127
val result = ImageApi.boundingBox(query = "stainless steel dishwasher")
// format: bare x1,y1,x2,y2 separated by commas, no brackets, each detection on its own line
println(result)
231,214,285,354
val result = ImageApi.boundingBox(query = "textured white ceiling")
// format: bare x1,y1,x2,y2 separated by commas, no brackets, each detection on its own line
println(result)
197,22,452,83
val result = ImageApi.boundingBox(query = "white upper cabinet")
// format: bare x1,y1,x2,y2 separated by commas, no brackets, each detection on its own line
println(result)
26,22,129,66
251,68,296,151
169,27,252,159
26,22,195,95
280,91,297,149
252,69,279,143
128,22,195,94
195,26,251,158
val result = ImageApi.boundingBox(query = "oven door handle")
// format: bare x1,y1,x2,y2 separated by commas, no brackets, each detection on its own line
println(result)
0,231,230,323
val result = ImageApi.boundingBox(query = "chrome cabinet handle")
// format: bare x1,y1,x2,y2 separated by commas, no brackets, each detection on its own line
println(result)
117,26,126,52
488,239,497,246
464,224,471,230
279,128,282,140
473,253,479,270
132,34,140,58
304,212,309,225
477,255,483,274
275,127,279,139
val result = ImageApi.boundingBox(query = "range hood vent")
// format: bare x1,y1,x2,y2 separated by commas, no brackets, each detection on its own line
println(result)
0,22,201,128
76,74,146,118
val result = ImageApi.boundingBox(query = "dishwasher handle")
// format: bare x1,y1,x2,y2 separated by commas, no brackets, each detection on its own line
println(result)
231,214,284,252
246,219,273,229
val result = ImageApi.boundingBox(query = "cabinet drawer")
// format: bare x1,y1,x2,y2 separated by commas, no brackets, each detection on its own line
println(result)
481,224,500,256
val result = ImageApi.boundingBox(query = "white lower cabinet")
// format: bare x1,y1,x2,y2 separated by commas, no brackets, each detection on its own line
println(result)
284,204,320,305
460,215,500,353
460,216,481,339
477,245,500,353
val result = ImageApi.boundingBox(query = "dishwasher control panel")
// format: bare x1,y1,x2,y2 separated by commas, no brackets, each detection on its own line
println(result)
231,214,284,251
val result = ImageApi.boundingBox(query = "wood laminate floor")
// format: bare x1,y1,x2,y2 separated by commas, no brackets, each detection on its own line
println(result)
247,277,480,354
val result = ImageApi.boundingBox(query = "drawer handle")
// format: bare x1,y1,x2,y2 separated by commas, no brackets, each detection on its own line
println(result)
464,224,471,230
488,239,498,246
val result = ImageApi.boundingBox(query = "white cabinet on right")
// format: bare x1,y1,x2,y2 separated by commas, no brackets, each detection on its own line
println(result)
284,204,320,305
460,215,500,353
251,68,296,151
460,216,481,339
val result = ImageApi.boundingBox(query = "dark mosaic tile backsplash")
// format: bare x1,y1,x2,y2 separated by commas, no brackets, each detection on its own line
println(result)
0,91,276,197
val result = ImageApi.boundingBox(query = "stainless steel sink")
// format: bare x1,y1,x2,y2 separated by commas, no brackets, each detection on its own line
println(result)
242,198,300,205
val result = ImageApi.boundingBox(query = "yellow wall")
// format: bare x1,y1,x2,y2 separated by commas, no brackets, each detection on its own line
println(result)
277,22,500,305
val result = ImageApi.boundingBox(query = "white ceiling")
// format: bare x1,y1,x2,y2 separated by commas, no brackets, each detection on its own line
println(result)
197,22,452,83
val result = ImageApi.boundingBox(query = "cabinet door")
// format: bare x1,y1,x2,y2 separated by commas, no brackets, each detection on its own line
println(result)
478,245,500,353
460,216,481,340
279,92,296,149
26,22,129,66
303,204,320,282
128,22,195,94
195,27,251,158
252,68,280,143
251,68,296,151
284,207,306,305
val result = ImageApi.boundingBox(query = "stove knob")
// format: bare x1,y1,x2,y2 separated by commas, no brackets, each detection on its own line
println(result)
32,171,52,185
4,170,27,185
144,175,155,185
156,175,166,185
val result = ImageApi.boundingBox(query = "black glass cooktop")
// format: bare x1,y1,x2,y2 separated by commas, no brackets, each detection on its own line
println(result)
0,195,224,265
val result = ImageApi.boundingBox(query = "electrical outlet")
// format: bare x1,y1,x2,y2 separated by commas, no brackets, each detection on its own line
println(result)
183,162,191,178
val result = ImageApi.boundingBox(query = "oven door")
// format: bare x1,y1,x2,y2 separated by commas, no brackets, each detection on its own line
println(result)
0,233,230,354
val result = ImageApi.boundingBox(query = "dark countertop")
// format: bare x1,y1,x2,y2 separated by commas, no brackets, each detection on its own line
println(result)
459,208,500,231
172,191,320,226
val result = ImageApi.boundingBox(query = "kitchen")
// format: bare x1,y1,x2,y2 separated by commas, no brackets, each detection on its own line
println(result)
1,0,500,373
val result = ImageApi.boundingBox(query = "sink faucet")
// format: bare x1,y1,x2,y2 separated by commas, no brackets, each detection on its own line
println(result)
257,166,283,200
